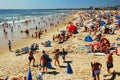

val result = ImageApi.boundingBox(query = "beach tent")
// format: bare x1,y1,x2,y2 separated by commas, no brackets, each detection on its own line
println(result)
84,35,93,42
68,24,77,33
100,21,106,26
26,68,32,80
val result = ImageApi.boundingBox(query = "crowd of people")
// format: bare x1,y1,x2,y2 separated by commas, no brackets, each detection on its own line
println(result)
1,10,120,80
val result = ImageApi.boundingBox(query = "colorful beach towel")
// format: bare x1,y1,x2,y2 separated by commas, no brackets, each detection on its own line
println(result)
78,45,90,50
94,53,105,56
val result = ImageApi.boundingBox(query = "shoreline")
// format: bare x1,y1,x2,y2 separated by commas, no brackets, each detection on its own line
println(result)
0,11,74,56
0,11,72,53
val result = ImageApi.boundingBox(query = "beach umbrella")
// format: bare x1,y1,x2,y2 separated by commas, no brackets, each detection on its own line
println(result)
60,30,66,33
100,21,106,26
116,20,120,25
26,68,32,80
68,24,77,33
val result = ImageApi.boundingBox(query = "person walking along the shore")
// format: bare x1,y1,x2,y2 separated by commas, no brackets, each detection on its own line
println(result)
8,40,12,52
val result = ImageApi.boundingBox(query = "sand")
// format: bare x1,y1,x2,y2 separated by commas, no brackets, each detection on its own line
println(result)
0,10,120,80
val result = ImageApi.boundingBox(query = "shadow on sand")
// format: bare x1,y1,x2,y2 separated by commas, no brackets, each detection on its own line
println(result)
104,71,120,80
46,71,59,75
64,60,72,63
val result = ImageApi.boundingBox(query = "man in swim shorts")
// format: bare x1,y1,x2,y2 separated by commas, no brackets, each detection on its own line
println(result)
28,50,35,66
106,51,114,74
92,62,102,80
40,50,49,72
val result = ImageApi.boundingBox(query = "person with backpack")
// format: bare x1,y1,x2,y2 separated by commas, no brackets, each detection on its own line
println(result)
40,50,51,73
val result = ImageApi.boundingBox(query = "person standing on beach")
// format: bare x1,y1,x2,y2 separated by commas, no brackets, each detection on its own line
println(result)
28,50,35,66
8,40,11,51
54,49,60,66
38,30,42,39
92,62,102,80
106,51,114,74
11,26,13,32
36,26,37,31
60,48,67,62
40,50,49,73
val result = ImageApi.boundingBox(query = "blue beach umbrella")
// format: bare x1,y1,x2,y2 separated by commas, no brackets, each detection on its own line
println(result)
100,21,106,26
60,30,66,33
116,20,120,25
26,68,32,80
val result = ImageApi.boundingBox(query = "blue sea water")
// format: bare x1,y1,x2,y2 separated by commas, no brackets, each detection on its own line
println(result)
0,9,70,22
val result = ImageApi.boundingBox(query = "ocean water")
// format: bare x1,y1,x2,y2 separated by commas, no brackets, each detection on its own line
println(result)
0,9,71,49
0,9,70,22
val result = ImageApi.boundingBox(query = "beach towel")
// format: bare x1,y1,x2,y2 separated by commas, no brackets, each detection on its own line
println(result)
78,45,90,50
94,53,105,56
25,47,29,53
21,47,29,54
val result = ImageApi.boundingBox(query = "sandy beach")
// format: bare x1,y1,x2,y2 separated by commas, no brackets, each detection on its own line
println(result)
0,10,120,80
